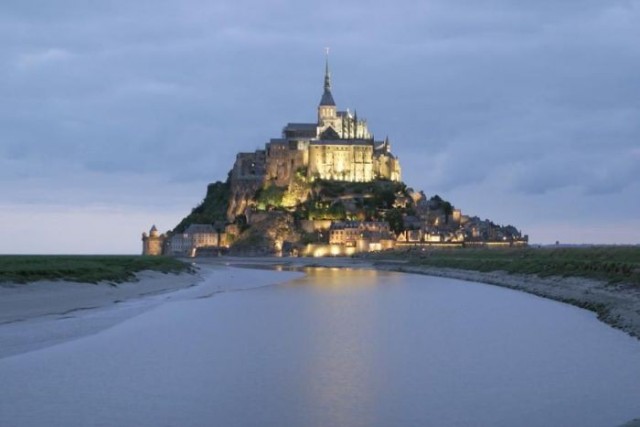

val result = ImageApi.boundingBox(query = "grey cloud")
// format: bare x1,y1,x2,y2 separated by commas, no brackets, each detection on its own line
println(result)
511,148,640,196
0,0,638,245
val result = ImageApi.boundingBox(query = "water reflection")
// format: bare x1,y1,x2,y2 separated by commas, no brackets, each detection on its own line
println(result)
272,268,640,426
6,266,635,427
286,267,386,289
281,268,394,425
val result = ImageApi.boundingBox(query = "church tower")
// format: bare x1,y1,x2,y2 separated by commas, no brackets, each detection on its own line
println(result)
317,51,337,124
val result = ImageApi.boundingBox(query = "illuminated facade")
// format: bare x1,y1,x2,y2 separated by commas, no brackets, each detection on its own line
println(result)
141,225,165,256
328,221,393,246
232,56,401,187
167,224,221,256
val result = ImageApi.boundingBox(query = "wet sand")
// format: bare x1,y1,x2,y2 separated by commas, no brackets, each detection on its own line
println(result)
0,270,201,325
0,269,204,358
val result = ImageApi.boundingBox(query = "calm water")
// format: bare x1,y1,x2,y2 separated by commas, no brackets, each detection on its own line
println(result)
1,267,639,427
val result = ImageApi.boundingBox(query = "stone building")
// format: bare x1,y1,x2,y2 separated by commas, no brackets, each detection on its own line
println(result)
329,221,362,246
228,55,401,219
167,224,221,257
142,225,165,256
329,221,393,246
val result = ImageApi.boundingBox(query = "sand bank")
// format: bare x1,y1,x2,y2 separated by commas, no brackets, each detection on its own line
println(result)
0,269,202,359
0,270,201,325
0,264,304,360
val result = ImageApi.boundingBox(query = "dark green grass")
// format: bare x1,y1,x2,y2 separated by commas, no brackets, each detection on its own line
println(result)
368,246,640,286
0,255,192,284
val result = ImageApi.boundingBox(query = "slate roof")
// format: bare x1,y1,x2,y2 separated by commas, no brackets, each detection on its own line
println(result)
283,123,317,138
320,127,341,140
310,139,373,146
184,224,216,234
284,123,317,130
319,89,335,106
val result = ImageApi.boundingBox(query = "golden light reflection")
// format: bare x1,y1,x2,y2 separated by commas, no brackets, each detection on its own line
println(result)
286,267,385,290
293,268,383,424
305,244,357,258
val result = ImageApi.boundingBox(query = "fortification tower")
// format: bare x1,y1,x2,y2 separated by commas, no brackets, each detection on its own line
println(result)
142,225,165,256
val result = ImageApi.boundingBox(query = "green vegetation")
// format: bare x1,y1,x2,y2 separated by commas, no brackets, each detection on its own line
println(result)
299,179,410,221
313,179,406,203
441,201,453,224
174,180,230,233
281,170,312,208
299,231,324,244
0,255,192,284
368,246,640,286
385,209,405,234
255,184,287,210
305,200,348,220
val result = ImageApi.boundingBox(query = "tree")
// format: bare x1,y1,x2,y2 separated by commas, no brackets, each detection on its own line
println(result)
442,201,453,225
385,209,404,235
255,185,286,210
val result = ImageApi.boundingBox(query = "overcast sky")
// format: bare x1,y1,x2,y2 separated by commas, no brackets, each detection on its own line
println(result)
1,0,639,253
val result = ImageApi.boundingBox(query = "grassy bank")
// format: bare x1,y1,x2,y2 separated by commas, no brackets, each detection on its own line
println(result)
364,246,640,286
0,255,192,284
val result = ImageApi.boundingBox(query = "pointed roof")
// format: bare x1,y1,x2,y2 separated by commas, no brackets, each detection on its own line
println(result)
320,126,341,140
319,52,336,106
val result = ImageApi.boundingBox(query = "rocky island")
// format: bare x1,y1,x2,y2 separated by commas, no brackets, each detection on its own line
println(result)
143,57,527,257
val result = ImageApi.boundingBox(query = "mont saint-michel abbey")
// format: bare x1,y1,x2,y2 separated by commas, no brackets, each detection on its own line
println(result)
142,55,527,256
232,58,401,187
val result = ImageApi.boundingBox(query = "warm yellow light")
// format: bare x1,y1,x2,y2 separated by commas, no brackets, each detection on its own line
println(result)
313,247,328,257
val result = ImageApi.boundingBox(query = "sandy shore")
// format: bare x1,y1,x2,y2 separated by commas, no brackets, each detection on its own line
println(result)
0,269,203,358
197,256,640,340
0,269,201,325
0,264,305,360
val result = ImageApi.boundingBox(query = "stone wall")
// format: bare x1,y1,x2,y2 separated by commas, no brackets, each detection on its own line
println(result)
299,220,333,234
308,143,375,182
301,244,357,257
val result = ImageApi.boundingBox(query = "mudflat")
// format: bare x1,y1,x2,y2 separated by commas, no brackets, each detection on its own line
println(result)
0,270,200,325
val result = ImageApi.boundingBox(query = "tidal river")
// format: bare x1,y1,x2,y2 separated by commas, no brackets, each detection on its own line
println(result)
1,266,639,427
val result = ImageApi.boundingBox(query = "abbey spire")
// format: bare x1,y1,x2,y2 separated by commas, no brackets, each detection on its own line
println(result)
318,49,337,123
319,49,336,107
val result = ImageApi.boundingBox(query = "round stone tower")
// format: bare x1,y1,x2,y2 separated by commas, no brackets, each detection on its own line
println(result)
142,225,165,256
